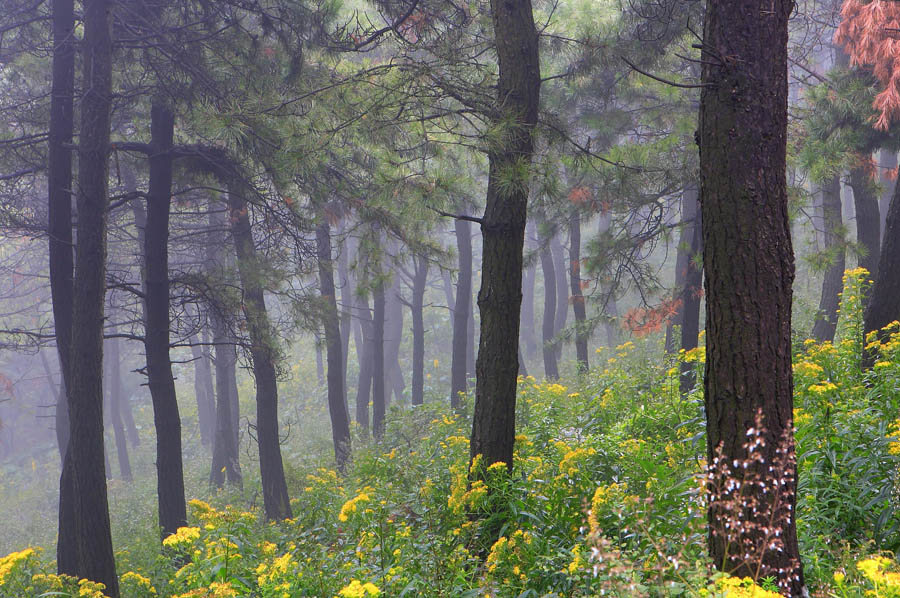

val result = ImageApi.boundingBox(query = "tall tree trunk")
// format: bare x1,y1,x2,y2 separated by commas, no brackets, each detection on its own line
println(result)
863,182,900,368
450,218,472,407
811,176,846,342
469,0,540,472
49,0,76,574
338,232,352,413
316,218,351,470
539,229,559,380
189,330,216,446
679,210,703,395
552,233,569,362
372,276,386,438
209,309,242,488
879,149,896,242
143,101,187,538
105,330,132,481
353,294,372,431
597,211,619,346
699,0,804,592
385,274,405,403
850,166,881,282
569,214,588,372
226,190,292,520
59,0,119,592
411,255,428,405
315,333,325,386
665,185,699,354
520,222,538,360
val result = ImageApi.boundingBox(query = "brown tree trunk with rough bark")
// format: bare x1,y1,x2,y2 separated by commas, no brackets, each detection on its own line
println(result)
879,150,896,242
863,182,900,368
850,167,881,284
58,0,119,592
812,176,846,343
227,190,292,520
699,0,804,592
143,101,187,538
469,0,540,472
316,218,351,470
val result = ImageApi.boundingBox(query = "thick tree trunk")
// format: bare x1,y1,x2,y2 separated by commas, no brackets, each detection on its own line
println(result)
699,0,804,592
811,176,846,343
316,219,351,470
143,101,187,538
569,214,588,372
58,0,119,592
411,255,428,405
451,218,472,407
372,276,386,438
353,294,372,430
106,330,132,481
539,229,559,380
469,0,540,472
49,0,76,574
863,182,900,367
227,191,292,520
850,166,881,282
665,185,699,354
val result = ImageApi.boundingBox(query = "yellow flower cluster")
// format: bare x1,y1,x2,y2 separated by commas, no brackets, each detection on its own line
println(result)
714,575,782,598
162,526,202,548
807,381,837,394
588,483,630,535
120,571,156,595
339,489,372,522
337,579,380,597
558,447,596,477
0,547,35,585
856,555,900,595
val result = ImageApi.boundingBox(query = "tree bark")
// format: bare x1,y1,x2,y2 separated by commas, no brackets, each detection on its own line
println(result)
863,181,900,367
106,329,132,481
597,211,619,347
226,190,292,520
469,0,540,472
385,274,405,403
569,214,589,372
666,185,699,354
551,233,569,362
679,209,703,395
49,0,76,573
539,228,559,380
372,275,386,438
811,176,845,343
143,101,187,538
338,231,352,413
411,255,428,405
353,293,372,431
699,0,804,592
58,0,119,592
189,330,215,446
850,166,881,282
450,218,472,407
879,149,896,242
316,218,351,470
520,221,538,360
209,309,242,488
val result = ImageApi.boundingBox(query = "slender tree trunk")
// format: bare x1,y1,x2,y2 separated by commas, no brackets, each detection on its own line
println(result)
666,185,699,354
353,294,372,431
469,0,540,472
569,214,588,371
190,331,215,446
385,274,405,403
372,276,386,438
879,150,896,242
521,222,538,360
411,256,428,405
812,176,845,342
315,334,325,386
552,233,569,362
539,229,559,380
49,0,76,574
226,190,292,520
863,182,900,368
106,331,132,481
467,289,476,380
316,219,351,470
59,0,119,592
699,0,804,591
209,309,242,488
143,101,187,537
338,232,352,413
850,166,881,282
679,210,703,395
597,211,619,346
451,218,472,407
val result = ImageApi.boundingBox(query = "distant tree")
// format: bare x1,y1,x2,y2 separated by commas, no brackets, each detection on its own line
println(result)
450,213,472,408
698,0,804,593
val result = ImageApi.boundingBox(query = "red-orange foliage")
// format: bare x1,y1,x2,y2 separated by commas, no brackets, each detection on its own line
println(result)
622,297,682,337
835,0,900,129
